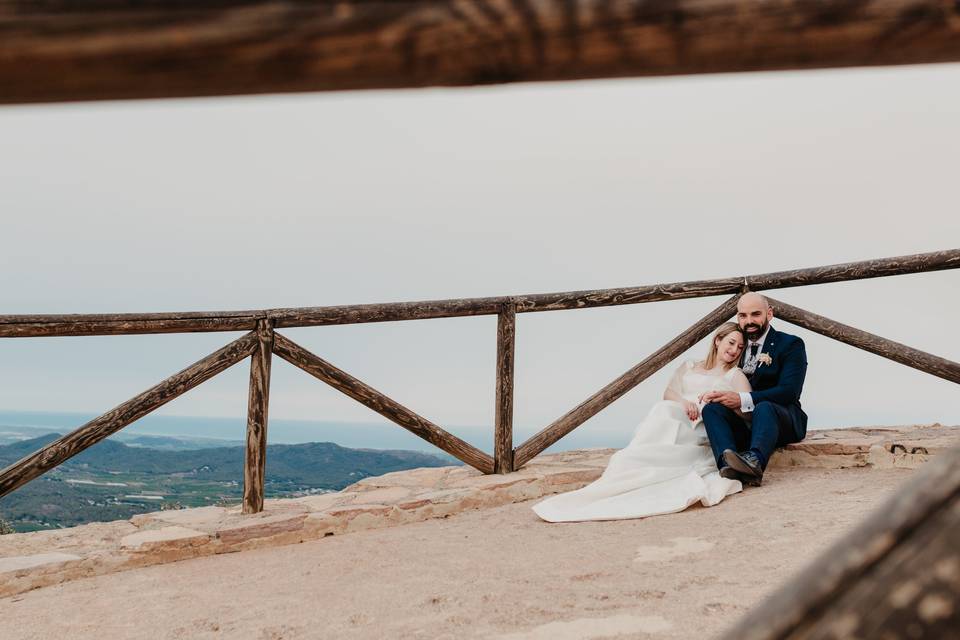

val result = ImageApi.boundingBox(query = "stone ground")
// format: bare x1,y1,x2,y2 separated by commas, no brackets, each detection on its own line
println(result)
0,425,957,639
0,467,917,640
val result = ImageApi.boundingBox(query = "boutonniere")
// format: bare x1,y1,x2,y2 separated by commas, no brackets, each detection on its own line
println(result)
757,353,773,367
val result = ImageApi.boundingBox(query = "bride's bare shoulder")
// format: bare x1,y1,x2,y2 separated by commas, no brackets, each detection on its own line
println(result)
725,367,751,387
688,360,709,373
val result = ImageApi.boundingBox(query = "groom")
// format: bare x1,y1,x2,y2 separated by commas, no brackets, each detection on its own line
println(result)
700,293,808,485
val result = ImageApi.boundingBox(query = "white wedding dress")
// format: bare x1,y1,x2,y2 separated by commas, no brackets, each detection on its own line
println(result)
533,361,743,522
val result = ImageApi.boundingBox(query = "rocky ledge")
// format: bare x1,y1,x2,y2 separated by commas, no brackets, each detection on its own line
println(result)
0,424,956,598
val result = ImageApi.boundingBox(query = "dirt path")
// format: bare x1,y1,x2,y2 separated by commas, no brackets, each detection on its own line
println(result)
0,467,914,640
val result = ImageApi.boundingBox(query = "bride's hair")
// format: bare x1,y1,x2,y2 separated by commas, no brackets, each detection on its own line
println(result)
704,322,744,370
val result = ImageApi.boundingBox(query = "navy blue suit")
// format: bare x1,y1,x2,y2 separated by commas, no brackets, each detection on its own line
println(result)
702,325,808,469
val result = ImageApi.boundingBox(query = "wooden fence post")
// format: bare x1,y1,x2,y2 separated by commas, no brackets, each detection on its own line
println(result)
243,318,274,514
494,301,516,474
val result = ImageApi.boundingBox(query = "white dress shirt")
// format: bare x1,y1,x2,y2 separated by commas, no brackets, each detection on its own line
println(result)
738,327,770,413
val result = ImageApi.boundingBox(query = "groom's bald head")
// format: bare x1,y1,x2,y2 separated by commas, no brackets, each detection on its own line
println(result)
737,293,773,340
738,292,770,311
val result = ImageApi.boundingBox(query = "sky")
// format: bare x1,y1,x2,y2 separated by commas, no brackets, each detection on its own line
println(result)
1,62,958,452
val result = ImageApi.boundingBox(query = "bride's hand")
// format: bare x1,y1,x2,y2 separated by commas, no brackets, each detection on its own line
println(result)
682,400,700,422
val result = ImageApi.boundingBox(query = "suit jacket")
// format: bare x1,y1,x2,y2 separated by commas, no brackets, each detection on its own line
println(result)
742,325,808,439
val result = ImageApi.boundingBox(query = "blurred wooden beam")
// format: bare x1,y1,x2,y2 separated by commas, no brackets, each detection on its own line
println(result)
722,443,960,640
2,0,960,104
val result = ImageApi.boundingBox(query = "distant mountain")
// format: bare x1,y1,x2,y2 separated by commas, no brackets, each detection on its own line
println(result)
0,410,498,454
0,435,459,532
0,434,455,487
0,423,243,450
112,433,245,451
0,425,62,446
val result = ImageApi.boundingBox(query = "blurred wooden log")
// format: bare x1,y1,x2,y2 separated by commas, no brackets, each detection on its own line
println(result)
272,332,495,474
721,443,960,640
494,302,517,474
2,0,960,104
514,295,739,468
1,250,956,337
243,320,274,514
0,332,258,499
768,297,960,384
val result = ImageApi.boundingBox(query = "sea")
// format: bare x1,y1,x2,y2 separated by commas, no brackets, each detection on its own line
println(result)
0,409,627,454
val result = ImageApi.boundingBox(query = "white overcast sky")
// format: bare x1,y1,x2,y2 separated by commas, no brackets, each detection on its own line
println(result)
1,62,958,450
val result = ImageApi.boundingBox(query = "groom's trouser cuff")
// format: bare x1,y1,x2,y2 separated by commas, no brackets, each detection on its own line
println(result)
701,404,750,468
749,401,797,468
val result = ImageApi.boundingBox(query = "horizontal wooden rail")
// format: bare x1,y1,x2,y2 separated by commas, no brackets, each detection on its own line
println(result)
768,297,960,385
272,332,495,474
722,442,960,639
514,295,739,467
2,0,960,105
1,250,956,338
0,317,260,338
0,332,258,499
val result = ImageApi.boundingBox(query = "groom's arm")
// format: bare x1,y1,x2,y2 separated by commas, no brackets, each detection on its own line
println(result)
750,339,808,406
730,369,752,417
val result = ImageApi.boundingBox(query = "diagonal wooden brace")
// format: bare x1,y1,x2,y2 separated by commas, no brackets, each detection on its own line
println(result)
0,332,259,499
514,295,740,468
767,296,960,385
272,333,494,474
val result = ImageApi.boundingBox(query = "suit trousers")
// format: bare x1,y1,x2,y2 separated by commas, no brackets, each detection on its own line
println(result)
702,401,801,469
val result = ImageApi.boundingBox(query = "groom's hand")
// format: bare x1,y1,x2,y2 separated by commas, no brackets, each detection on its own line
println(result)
700,391,741,409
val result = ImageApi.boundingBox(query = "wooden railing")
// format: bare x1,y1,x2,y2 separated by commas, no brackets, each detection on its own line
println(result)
1,249,958,514
3,2,959,629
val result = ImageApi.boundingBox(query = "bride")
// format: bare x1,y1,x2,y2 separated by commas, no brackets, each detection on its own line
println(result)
533,322,751,523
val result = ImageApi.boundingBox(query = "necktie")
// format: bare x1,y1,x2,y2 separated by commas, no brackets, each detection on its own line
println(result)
743,343,760,375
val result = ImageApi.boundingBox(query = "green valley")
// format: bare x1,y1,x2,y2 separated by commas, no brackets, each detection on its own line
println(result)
0,435,456,532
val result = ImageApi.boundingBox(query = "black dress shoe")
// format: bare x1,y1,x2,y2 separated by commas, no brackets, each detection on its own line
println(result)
723,449,763,486
718,466,742,481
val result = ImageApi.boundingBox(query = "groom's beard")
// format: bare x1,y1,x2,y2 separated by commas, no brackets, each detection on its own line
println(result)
743,320,768,339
